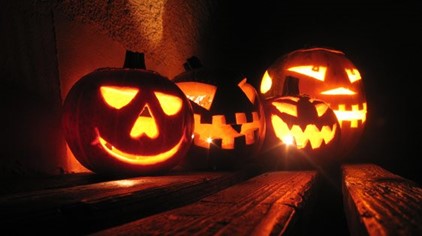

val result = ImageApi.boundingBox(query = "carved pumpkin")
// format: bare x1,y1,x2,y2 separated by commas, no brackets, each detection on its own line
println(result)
174,57,266,170
62,51,194,176
263,76,341,168
260,47,367,157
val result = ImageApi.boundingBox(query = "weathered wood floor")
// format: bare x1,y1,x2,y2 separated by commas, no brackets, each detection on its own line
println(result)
342,164,422,236
0,163,420,235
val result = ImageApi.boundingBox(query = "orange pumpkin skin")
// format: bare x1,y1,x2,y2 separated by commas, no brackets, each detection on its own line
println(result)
264,94,341,167
62,68,194,176
174,59,266,170
260,47,366,157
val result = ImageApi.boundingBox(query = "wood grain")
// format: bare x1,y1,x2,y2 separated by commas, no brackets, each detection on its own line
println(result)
93,171,318,235
342,164,422,236
0,169,259,234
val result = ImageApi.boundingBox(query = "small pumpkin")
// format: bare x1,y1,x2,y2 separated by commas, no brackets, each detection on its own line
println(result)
264,76,341,167
62,51,194,176
260,47,366,157
174,57,266,170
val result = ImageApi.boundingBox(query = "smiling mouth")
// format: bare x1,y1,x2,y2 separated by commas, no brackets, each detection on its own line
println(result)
94,129,184,165
271,115,338,149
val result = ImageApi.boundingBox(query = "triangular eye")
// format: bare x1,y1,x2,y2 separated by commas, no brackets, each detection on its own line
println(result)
100,86,139,109
238,78,256,103
272,101,297,117
287,65,327,81
176,82,216,110
345,68,361,83
315,103,329,117
154,92,182,115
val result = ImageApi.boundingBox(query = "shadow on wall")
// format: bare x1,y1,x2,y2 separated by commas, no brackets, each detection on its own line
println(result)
55,0,221,82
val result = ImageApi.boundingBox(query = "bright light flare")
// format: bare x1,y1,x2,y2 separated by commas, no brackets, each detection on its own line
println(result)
282,135,294,146
206,137,213,143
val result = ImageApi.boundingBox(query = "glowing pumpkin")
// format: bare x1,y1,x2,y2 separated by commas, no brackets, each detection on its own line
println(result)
260,47,367,157
174,57,266,170
62,51,194,176
264,80,341,166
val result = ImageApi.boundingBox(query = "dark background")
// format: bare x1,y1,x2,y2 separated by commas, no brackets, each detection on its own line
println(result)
200,2,421,184
0,2,418,234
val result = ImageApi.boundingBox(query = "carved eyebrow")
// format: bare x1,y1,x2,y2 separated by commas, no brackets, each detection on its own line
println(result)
287,65,327,81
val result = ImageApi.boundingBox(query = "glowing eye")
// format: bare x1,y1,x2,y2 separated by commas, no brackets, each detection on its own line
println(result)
260,70,272,94
100,86,139,109
176,82,216,110
287,65,327,81
272,101,297,117
315,103,329,117
345,68,361,83
154,92,182,116
238,78,256,103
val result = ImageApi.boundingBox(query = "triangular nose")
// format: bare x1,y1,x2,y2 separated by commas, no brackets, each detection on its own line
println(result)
140,106,152,117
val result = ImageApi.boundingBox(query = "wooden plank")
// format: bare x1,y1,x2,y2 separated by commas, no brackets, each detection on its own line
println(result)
342,164,422,236
93,171,318,235
0,168,260,234
0,172,117,195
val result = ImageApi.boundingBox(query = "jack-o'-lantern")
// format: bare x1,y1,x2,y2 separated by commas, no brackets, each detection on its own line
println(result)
174,57,266,170
62,51,194,176
264,77,341,167
260,47,366,157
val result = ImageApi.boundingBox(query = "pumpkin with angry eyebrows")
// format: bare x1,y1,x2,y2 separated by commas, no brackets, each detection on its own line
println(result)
260,47,366,157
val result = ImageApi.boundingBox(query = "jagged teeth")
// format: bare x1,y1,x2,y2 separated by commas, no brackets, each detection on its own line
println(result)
271,115,338,149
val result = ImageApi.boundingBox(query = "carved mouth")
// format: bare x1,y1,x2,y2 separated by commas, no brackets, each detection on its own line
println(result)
193,112,261,149
271,115,338,149
332,102,367,128
94,128,184,165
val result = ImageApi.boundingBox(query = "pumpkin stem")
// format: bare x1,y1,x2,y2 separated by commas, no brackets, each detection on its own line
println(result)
183,56,203,71
282,76,300,96
123,50,146,69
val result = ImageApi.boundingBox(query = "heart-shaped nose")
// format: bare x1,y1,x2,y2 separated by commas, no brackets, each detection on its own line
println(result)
130,105,158,138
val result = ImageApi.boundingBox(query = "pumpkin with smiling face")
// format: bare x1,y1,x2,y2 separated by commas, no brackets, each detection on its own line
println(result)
265,94,341,166
260,47,367,157
174,57,266,170
62,52,194,176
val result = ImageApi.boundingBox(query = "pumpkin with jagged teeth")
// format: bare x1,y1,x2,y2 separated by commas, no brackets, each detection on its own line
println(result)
268,95,340,150
264,94,341,167
260,47,366,157
174,57,266,170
